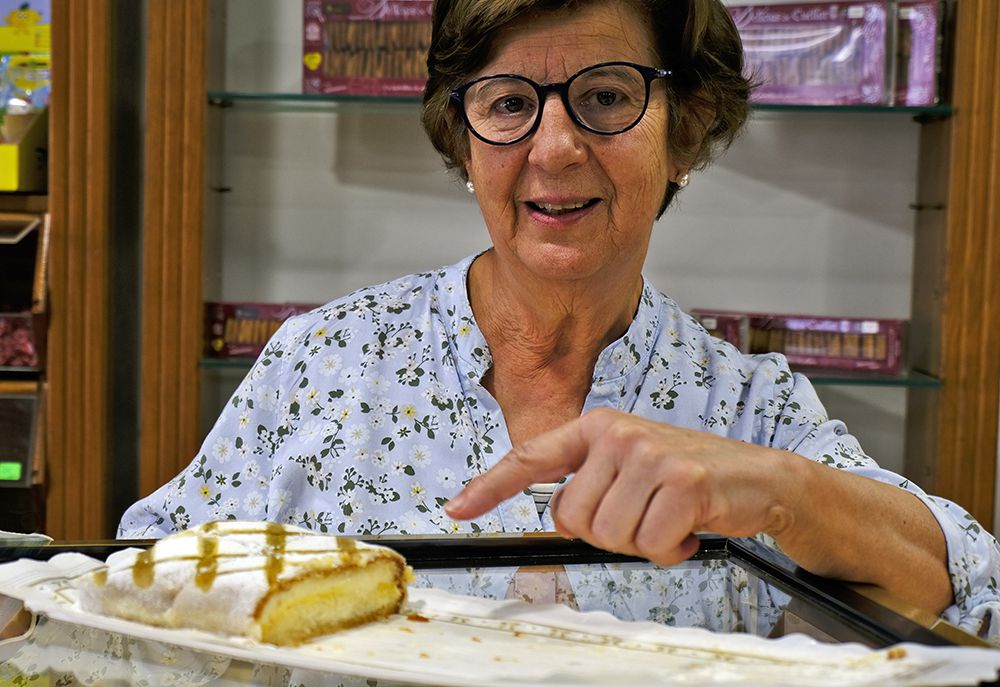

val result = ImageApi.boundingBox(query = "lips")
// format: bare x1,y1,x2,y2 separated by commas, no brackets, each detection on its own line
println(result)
525,198,601,217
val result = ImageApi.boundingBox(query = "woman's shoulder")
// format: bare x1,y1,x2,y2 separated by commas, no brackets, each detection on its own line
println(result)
269,258,473,356
647,288,792,384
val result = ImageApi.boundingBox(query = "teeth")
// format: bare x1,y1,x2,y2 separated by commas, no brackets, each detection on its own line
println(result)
537,200,590,214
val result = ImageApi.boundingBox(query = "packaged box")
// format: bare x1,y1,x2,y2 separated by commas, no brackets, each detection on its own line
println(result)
0,1,49,54
0,212,47,369
728,1,889,105
302,0,432,98
690,310,750,352
693,308,905,374
205,302,320,359
0,108,46,191
893,0,944,106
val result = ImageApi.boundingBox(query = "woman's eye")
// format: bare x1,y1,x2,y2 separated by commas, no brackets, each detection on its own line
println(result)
595,90,618,106
495,96,527,114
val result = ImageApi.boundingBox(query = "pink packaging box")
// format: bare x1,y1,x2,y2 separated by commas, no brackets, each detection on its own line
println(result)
302,0,432,98
692,309,905,374
728,1,889,105
0,313,38,368
204,302,320,359
894,0,943,106
690,310,750,352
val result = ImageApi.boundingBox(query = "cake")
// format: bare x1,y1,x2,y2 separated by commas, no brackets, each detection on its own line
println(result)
76,520,413,645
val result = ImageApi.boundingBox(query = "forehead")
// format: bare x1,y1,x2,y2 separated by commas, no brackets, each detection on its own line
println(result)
479,1,658,80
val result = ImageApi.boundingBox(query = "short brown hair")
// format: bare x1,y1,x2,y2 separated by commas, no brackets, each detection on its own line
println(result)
421,0,753,214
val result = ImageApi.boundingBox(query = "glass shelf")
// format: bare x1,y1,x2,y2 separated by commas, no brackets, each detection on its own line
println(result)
201,358,941,388
799,368,941,388
207,91,953,118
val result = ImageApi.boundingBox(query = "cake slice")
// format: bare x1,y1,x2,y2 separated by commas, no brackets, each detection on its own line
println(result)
77,520,413,645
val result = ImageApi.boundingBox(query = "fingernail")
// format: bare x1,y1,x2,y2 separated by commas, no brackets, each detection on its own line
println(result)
445,493,467,514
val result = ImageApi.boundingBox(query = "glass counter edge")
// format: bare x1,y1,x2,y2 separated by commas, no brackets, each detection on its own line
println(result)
0,533,969,648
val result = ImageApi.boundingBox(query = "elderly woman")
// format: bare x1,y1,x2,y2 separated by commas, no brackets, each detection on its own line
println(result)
120,0,1000,642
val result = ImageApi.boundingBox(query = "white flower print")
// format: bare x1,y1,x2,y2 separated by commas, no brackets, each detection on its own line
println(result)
400,510,423,533
243,492,266,516
476,513,502,532
371,450,387,467
409,444,431,466
223,497,240,515
410,483,426,500
299,420,324,444
211,437,236,464
345,424,370,446
272,489,291,510
319,353,343,377
338,366,360,385
301,386,321,409
392,461,408,476
243,460,260,479
436,468,457,488
369,414,385,430
237,410,251,431
513,501,537,525
256,383,279,411
352,447,370,463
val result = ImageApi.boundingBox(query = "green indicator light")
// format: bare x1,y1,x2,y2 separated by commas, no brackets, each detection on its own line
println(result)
0,462,22,481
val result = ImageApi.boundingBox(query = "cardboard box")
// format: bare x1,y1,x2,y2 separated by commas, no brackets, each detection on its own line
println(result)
692,309,905,374
205,302,320,359
728,1,889,105
0,0,49,54
0,109,47,191
893,0,945,106
0,212,47,369
302,0,432,97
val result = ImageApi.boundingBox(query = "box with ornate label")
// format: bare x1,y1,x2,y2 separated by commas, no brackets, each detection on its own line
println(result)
302,0,432,97
693,309,905,374
727,1,889,105
204,302,321,359
0,0,49,54
894,0,946,106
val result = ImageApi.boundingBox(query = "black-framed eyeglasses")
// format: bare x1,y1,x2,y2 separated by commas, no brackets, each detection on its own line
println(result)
449,61,672,146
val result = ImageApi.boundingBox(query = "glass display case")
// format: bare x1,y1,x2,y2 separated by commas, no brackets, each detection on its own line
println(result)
0,535,995,686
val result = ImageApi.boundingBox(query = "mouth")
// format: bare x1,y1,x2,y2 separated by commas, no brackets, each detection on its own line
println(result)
525,198,601,218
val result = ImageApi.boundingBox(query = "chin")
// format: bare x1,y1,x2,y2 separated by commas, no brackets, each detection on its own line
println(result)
515,244,610,283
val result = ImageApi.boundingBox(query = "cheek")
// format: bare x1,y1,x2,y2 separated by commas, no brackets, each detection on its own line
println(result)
616,125,669,212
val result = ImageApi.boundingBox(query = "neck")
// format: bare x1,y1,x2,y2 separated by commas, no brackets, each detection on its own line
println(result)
468,250,643,372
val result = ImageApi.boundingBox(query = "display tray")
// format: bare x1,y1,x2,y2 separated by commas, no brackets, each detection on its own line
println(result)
1,535,997,686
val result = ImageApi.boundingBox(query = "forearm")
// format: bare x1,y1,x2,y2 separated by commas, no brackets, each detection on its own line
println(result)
769,452,953,614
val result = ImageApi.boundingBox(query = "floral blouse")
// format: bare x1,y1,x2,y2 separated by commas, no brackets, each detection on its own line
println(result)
119,255,1000,644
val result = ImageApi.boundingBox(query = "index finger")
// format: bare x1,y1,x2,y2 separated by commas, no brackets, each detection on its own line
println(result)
445,416,593,520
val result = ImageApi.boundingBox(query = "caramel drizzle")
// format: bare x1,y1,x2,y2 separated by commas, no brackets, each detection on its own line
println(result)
264,520,288,586
125,523,371,592
194,521,220,591
132,548,155,588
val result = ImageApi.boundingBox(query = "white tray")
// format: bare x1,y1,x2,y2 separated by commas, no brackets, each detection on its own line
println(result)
2,552,999,687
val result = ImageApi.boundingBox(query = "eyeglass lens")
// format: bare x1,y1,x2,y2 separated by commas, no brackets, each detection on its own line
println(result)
462,64,651,144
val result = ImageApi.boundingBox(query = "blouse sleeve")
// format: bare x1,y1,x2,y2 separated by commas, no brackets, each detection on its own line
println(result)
765,364,1000,646
116,321,298,539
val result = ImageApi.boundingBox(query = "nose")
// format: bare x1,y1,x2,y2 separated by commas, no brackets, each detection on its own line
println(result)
527,93,587,173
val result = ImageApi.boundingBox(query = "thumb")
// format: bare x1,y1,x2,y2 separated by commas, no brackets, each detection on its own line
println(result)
445,415,593,520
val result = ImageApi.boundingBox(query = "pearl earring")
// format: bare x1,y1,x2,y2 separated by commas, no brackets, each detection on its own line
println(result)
677,173,690,189
466,180,475,194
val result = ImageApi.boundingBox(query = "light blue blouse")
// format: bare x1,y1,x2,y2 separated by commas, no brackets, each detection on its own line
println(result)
119,255,1000,643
